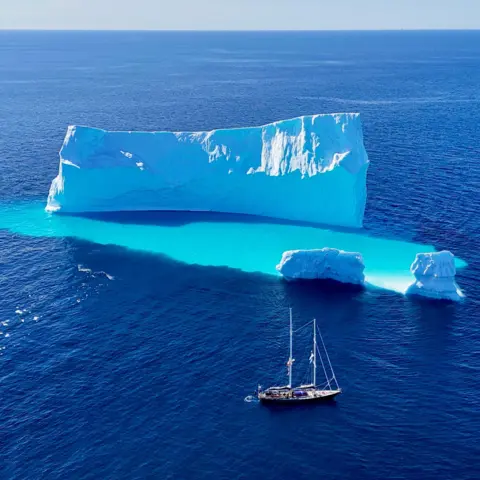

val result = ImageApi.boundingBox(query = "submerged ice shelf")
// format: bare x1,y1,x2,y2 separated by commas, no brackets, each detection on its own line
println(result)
0,203,467,295
46,113,369,228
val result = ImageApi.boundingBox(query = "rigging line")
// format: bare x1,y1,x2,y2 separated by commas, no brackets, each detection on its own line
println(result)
317,326,338,388
292,319,313,334
316,342,331,389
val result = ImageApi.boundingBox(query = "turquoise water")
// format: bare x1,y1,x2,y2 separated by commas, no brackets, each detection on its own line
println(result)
0,202,467,293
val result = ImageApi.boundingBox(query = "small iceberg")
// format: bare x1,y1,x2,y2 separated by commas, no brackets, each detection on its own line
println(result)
406,251,464,301
276,248,365,285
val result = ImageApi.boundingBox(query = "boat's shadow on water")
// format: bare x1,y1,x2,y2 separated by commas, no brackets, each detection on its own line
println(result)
261,399,339,414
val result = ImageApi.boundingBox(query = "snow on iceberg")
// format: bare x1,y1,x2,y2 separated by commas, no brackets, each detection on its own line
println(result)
276,248,365,285
46,113,369,228
406,251,464,301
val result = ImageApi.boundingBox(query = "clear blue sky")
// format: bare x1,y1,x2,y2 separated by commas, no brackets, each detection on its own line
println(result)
1,0,478,30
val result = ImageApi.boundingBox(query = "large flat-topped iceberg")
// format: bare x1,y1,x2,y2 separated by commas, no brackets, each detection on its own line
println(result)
46,114,369,227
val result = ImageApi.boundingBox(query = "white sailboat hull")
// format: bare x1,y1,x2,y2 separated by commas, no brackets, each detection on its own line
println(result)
258,387,342,403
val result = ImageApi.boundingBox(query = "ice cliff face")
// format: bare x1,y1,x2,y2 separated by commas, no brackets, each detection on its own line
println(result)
406,251,464,301
276,248,365,285
46,114,369,227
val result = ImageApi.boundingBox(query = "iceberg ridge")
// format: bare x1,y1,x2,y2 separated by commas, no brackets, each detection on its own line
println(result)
46,114,369,228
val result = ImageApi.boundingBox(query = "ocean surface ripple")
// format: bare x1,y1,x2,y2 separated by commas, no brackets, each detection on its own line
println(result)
0,31,479,480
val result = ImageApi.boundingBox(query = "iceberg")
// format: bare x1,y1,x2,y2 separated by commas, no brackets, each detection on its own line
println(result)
276,248,365,285
406,251,464,301
46,113,369,228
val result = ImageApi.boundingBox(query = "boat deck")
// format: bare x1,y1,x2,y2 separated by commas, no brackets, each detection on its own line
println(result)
258,387,341,402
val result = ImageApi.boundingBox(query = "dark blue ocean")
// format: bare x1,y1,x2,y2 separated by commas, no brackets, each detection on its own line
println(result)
1,31,479,479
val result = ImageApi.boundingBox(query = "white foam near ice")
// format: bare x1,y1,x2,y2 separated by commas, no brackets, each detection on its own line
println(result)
98,271,115,280
78,265,114,280
78,265,92,273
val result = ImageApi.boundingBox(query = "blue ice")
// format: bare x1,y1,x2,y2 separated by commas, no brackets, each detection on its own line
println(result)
47,114,368,228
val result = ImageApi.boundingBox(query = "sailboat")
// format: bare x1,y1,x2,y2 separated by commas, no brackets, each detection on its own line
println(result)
257,309,342,403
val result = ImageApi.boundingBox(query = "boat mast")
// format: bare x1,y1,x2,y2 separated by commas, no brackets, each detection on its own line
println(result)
288,308,293,388
313,318,317,387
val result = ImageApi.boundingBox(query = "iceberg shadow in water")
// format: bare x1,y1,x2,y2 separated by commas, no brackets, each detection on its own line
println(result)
406,293,462,305
64,210,362,234
281,278,366,294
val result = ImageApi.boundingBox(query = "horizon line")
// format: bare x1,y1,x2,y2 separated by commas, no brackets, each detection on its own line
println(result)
1,28,480,33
